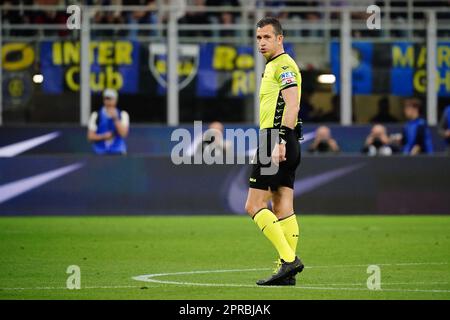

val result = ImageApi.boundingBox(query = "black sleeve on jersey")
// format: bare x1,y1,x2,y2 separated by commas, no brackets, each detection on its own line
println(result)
280,83,298,91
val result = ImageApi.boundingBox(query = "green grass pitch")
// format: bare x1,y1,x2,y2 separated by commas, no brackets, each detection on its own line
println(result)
0,215,449,300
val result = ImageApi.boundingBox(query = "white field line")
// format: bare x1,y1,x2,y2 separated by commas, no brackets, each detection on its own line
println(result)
3,281,448,291
3,283,450,294
302,281,450,286
132,277,450,293
1,262,449,293
131,262,450,294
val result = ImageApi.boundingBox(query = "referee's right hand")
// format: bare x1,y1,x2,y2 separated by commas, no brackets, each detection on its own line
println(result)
272,143,287,165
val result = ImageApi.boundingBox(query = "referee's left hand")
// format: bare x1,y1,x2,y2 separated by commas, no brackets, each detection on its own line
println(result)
272,143,287,165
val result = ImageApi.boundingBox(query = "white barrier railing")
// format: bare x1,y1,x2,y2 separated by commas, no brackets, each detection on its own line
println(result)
0,1,447,126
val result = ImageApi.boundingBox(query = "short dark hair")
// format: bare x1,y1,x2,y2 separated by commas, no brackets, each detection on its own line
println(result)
405,97,422,110
256,17,283,36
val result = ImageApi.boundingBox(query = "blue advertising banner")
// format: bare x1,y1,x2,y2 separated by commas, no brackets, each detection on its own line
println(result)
148,42,296,97
331,41,373,94
1,156,449,215
196,43,296,98
0,124,447,155
331,41,450,97
148,43,200,96
40,40,140,94
391,42,450,97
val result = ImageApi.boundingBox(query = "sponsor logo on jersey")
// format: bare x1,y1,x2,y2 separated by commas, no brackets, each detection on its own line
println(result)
280,71,296,86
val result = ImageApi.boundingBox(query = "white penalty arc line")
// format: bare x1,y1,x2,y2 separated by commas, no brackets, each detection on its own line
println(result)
132,262,450,294
1,262,449,293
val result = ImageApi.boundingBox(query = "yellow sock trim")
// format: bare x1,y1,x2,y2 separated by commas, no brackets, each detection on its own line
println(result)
279,214,299,253
253,208,295,262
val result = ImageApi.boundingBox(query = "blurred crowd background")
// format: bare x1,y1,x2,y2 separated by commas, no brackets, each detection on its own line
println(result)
1,0,450,154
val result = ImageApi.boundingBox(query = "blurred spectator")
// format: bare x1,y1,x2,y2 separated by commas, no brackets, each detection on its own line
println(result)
1,0,34,37
370,96,398,123
90,0,127,38
87,89,130,155
308,125,340,154
205,0,240,37
362,124,396,156
315,94,340,122
438,104,450,153
33,0,70,37
195,121,232,158
391,98,433,155
287,1,322,37
179,0,209,37
413,1,447,20
330,0,379,38
410,1,447,38
299,92,315,122
123,0,158,38
437,1,450,37
262,1,289,21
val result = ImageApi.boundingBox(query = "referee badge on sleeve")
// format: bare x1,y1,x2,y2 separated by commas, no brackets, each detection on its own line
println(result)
280,71,296,86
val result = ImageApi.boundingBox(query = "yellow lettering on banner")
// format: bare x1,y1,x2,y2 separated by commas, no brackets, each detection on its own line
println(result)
88,66,123,92
115,41,132,65
392,45,414,67
8,79,24,97
178,61,194,76
438,46,450,68
53,42,63,65
53,40,133,92
2,43,35,71
417,47,426,68
66,66,80,91
89,42,98,64
156,59,166,74
51,40,134,66
232,70,248,95
236,54,254,69
98,41,114,65
90,72,104,91
437,70,450,93
249,71,255,93
106,66,123,90
413,69,426,93
154,59,193,77
63,42,79,65
213,46,237,70
412,69,450,94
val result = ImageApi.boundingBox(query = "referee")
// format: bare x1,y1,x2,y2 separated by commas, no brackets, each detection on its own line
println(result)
245,17,304,286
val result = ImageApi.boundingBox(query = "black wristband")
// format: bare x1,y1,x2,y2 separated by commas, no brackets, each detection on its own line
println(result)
279,125,293,143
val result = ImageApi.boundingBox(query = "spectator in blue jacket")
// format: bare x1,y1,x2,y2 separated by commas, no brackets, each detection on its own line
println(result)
438,104,450,153
399,98,433,155
87,89,130,155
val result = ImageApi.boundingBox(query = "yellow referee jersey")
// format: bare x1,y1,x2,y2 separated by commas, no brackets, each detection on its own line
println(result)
259,52,301,130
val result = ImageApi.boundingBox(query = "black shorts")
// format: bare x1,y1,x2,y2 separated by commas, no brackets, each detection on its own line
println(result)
249,128,301,191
